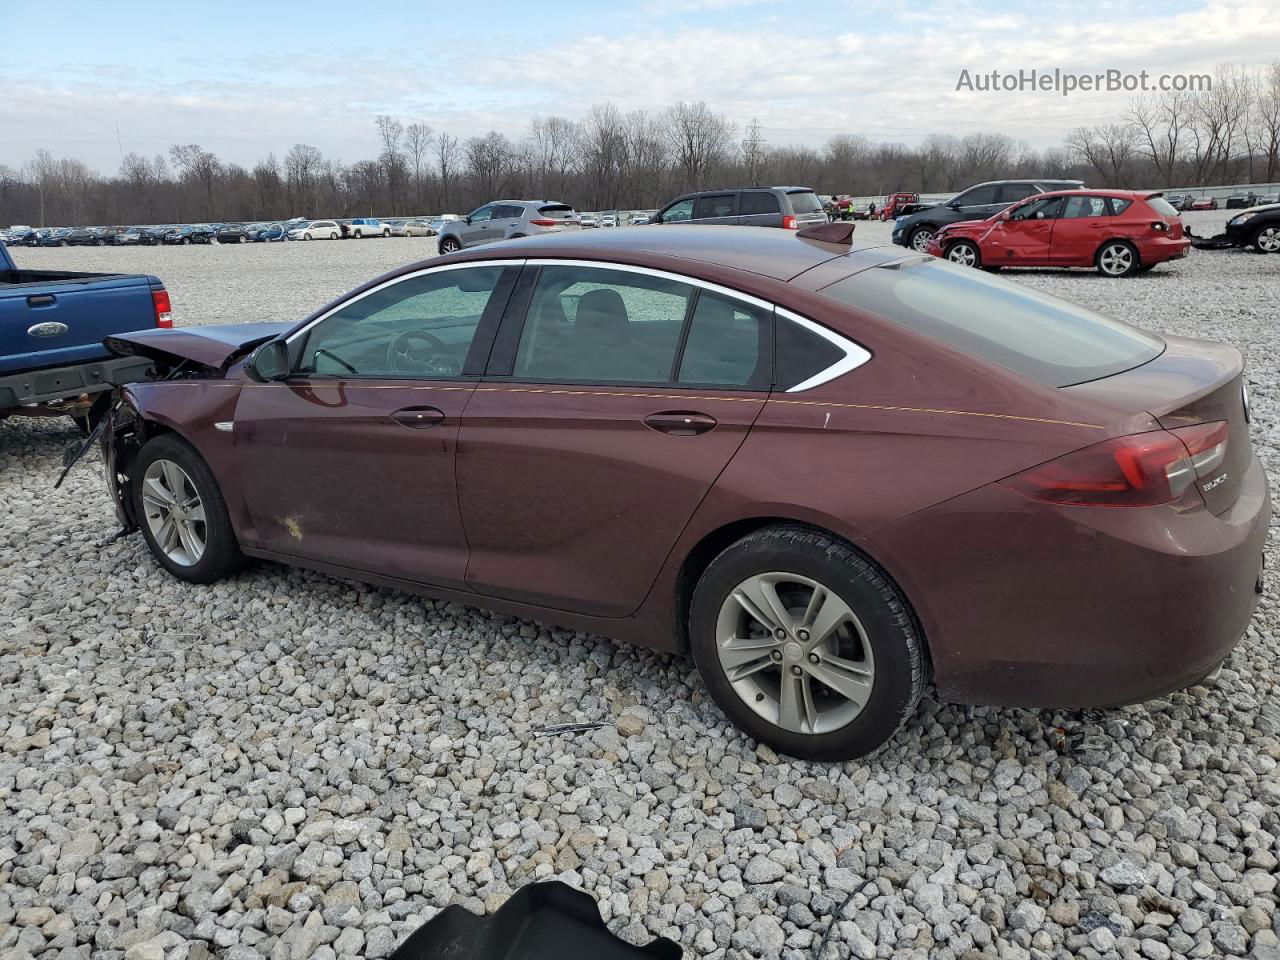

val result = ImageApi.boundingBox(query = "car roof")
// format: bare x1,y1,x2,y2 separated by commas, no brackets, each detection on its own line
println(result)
447,224,907,283
1032,189,1159,199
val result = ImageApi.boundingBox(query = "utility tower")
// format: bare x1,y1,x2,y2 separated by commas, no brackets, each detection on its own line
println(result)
743,119,766,185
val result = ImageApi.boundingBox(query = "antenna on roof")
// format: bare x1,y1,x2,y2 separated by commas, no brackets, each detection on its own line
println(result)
796,222,855,244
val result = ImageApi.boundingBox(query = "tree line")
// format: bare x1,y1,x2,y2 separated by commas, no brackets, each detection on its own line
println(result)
1,63,1277,228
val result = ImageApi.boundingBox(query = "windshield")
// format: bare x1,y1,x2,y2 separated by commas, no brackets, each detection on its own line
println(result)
820,258,1163,387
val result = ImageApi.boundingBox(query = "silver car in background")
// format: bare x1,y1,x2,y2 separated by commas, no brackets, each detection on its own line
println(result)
437,200,579,253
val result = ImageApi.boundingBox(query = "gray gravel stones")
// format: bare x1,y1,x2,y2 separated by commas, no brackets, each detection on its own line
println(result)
3,222,1280,958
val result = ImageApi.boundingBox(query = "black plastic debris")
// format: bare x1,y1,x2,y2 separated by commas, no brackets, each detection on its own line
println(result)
1185,227,1238,250
390,882,682,960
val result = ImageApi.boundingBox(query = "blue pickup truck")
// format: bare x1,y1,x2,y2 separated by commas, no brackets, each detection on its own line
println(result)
0,237,170,428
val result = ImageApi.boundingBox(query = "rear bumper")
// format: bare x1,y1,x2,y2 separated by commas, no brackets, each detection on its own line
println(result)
0,354,154,412
868,454,1271,708
1138,235,1192,263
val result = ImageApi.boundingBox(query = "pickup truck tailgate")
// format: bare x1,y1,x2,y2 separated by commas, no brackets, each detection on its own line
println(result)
0,274,159,374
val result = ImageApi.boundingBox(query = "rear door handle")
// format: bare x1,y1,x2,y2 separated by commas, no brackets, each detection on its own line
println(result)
644,411,717,436
27,294,56,307
389,406,445,429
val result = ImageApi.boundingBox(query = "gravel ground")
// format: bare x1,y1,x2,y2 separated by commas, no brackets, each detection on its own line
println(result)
3,216,1280,960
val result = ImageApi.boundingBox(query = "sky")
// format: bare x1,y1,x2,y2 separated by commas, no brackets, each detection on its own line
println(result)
2,0,1278,174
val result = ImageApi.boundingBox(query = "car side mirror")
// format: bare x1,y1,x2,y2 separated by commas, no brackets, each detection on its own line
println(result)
947,201,961,210
245,339,289,382
463,216,472,225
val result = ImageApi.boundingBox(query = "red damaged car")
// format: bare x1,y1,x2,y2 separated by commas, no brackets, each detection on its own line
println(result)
93,225,1267,759
927,190,1191,276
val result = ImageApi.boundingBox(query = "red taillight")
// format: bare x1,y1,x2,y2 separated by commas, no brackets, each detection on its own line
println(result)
1002,423,1228,507
529,219,559,227
782,215,798,229
153,289,172,328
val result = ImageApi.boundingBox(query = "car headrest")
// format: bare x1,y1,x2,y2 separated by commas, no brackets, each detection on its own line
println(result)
575,289,629,347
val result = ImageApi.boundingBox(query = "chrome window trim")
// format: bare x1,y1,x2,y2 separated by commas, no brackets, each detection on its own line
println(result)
285,256,871,393
776,307,872,392
520,259,870,393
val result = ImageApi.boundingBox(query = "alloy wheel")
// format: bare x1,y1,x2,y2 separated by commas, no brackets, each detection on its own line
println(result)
947,242,978,267
1257,226,1280,253
910,228,934,252
141,459,207,567
1099,243,1134,275
715,572,875,735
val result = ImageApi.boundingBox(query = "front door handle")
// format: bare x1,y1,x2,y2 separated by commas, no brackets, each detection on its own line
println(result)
389,406,445,429
27,294,56,307
644,411,717,436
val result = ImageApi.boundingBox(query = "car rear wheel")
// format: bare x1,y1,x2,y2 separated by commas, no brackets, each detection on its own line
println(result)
1097,240,1140,277
439,236,462,254
908,226,935,252
689,526,926,761
946,240,980,267
1253,225,1280,253
132,434,245,584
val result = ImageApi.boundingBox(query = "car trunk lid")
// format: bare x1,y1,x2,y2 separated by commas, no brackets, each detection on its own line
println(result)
1063,335,1250,514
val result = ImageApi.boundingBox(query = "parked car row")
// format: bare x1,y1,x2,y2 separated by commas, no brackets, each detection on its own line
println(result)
0,217,452,248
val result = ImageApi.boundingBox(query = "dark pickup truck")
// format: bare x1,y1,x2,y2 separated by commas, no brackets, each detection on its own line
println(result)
0,238,170,427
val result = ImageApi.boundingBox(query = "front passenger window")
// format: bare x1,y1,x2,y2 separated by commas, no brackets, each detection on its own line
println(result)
299,266,510,379
661,199,695,222
469,206,495,223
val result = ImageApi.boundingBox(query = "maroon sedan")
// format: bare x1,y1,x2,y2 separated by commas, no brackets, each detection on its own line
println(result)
95,225,1269,760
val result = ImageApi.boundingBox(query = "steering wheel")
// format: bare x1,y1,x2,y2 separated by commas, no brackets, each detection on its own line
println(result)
387,330,452,375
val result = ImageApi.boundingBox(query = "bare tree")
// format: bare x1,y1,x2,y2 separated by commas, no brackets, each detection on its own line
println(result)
1064,124,1139,186
375,115,406,213
663,101,735,192
284,144,323,214
1249,62,1280,182
434,132,461,211
405,122,433,209
464,132,513,202
168,144,221,219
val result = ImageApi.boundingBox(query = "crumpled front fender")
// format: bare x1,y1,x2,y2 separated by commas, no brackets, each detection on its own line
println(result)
101,392,143,533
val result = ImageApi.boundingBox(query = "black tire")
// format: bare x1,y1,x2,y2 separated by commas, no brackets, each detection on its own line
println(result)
1252,224,1280,254
907,225,936,252
688,525,927,761
131,433,245,584
439,236,462,254
1096,240,1140,277
509,233,526,240
945,239,981,268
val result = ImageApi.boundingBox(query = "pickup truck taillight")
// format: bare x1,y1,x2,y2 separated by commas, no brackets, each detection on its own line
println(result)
153,289,173,328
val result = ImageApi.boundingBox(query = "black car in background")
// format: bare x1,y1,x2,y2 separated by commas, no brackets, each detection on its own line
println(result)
64,228,104,246
215,223,252,244
37,228,73,246
161,225,215,245
1226,204,1280,253
891,179,1085,251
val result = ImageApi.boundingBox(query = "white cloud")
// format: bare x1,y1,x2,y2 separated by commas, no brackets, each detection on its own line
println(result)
1,0,1277,172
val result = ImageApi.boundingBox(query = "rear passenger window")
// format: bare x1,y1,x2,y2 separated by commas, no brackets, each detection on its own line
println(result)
677,293,770,387
513,265,693,383
1062,196,1110,218
693,194,737,219
1107,197,1133,215
998,184,1038,203
740,192,780,216
775,316,846,390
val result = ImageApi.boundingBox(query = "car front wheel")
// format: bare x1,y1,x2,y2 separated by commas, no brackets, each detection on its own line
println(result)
1254,225,1280,253
439,236,462,254
132,434,245,584
1097,240,1139,276
946,240,980,267
689,526,927,761
908,226,935,252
